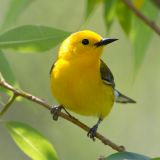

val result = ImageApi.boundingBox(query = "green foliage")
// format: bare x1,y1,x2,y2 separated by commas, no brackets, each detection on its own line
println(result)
1,0,33,30
85,0,101,20
0,25,70,53
103,0,118,32
105,152,150,160
130,1,159,71
116,1,132,35
6,121,58,160
151,158,160,160
0,50,17,93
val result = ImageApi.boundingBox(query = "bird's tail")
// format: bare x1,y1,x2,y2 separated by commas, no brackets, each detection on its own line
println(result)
114,89,136,103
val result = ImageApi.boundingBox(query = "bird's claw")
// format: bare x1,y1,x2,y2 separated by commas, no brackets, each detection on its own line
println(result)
50,105,62,121
87,125,98,141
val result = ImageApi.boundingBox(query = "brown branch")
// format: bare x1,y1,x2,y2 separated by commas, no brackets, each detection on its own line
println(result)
123,0,160,36
0,77,125,152
152,0,160,9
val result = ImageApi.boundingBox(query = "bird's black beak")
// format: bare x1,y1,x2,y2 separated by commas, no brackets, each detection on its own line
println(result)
95,38,118,47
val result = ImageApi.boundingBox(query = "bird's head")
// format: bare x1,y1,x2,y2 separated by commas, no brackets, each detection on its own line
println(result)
58,30,118,60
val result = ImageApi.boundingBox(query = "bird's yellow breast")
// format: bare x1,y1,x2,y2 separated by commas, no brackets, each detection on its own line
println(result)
50,57,114,118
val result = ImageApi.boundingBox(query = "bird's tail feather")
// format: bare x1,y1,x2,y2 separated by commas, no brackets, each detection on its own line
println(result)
114,89,136,103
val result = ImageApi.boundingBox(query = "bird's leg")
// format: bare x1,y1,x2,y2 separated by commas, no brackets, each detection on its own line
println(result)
87,118,102,141
50,105,63,120
51,105,74,120
62,106,75,118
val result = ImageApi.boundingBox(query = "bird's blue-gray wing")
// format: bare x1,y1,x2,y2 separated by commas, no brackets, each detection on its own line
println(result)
100,59,136,103
100,59,115,88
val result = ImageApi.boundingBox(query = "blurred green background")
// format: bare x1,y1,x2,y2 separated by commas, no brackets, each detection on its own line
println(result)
0,0,160,159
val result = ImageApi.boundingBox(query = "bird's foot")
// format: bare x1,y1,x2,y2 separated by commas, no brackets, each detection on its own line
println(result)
87,118,102,141
50,105,74,120
50,105,62,121
87,124,98,141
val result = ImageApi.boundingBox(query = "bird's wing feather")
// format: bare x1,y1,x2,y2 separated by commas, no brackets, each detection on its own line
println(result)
100,59,115,88
114,89,136,103
100,59,136,103
50,61,55,74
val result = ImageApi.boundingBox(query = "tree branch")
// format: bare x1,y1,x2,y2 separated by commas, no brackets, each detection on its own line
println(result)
123,0,160,36
0,78,125,152
152,0,160,9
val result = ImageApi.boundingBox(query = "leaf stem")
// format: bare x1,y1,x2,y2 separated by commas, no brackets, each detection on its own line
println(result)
0,78,126,152
0,93,17,116
123,0,160,36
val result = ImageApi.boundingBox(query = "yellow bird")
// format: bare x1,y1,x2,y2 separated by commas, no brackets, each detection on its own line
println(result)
50,30,135,139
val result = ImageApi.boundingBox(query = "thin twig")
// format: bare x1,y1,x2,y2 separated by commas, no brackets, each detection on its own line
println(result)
0,78,125,152
123,0,160,36
0,93,17,115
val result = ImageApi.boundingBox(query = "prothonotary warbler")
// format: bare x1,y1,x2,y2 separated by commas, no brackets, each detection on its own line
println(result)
50,30,136,139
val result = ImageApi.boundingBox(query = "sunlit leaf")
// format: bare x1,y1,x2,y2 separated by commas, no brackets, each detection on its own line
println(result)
130,1,159,71
0,50,18,93
103,0,118,32
85,0,101,20
105,152,150,160
1,0,34,30
116,0,132,35
0,25,70,53
151,158,160,160
6,121,58,160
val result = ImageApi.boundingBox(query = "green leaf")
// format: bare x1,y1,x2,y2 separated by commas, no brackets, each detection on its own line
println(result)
85,0,100,20
1,0,34,30
6,121,58,160
0,50,17,92
116,1,132,35
106,152,150,160
130,1,159,71
151,158,160,160
0,25,70,53
103,0,118,32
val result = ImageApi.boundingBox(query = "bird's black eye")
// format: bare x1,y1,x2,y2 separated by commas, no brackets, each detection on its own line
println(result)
82,39,89,45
